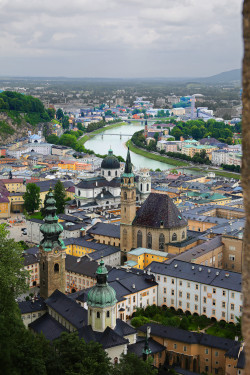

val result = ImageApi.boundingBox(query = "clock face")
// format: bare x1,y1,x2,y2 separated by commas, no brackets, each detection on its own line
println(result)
54,249,59,254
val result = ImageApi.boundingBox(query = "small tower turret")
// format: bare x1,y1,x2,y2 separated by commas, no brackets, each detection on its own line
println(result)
87,258,117,332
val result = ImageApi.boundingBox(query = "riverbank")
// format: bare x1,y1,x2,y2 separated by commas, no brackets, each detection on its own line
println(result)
78,121,127,145
126,140,189,167
127,140,241,179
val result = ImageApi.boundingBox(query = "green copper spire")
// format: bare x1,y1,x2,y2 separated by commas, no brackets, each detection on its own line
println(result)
87,258,117,308
142,326,152,361
124,147,133,175
40,189,66,252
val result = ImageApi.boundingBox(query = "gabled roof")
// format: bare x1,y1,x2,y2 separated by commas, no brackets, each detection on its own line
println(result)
128,337,165,357
29,313,68,341
18,296,46,314
133,193,187,229
45,290,87,329
87,222,120,239
97,326,129,349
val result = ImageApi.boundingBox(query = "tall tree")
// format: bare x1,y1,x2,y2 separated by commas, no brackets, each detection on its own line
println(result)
112,353,157,375
54,180,66,214
23,183,41,213
56,108,64,120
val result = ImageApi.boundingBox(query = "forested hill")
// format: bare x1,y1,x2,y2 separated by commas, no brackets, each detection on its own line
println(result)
0,91,54,143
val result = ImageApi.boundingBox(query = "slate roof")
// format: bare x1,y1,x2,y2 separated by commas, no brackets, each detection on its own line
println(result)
146,260,242,292
236,350,245,369
22,252,39,266
66,255,112,278
45,290,87,329
114,318,137,337
128,337,165,357
139,323,240,352
76,176,120,189
133,193,187,229
29,313,68,341
78,324,129,349
18,297,46,314
87,222,120,239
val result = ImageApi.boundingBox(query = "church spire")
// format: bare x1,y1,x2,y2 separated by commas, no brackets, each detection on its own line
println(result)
124,147,133,175
40,189,66,251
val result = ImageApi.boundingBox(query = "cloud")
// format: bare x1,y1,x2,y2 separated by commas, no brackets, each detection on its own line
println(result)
0,0,243,77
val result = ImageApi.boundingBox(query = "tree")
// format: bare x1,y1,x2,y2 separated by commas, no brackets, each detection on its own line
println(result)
23,183,41,213
56,108,64,120
46,332,112,375
112,353,157,375
47,134,59,144
58,134,77,149
47,108,56,120
54,180,66,214
62,116,69,130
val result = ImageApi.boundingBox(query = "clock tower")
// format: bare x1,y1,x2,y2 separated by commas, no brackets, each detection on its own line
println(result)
120,148,136,256
39,189,66,299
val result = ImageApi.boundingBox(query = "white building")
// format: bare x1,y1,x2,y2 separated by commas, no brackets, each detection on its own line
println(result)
147,260,242,323
211,150,229,165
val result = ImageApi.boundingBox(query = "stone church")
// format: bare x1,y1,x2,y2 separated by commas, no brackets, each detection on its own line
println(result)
75,148,151,209
120,149,188,255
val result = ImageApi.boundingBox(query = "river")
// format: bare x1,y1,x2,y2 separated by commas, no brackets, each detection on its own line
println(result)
85,123,201,174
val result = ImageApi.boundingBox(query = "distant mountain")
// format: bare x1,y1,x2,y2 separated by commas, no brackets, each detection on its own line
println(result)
199,69,241,83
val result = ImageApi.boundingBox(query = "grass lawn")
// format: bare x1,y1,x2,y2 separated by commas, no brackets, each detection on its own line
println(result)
78,121,127,145
30,212,43,220
126,140,189,167
213,170,241,180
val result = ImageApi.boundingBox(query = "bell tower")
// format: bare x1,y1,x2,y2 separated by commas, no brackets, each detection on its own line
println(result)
39,189,66,299
120,148,136,254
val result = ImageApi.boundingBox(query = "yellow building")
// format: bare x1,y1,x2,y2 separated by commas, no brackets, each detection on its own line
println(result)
126,248,169,269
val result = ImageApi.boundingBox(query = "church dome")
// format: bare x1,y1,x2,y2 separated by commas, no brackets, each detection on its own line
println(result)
101,149,120,170
87,259,117,308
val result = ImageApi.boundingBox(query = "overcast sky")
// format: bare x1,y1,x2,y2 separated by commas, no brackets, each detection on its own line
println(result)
0,0,243,78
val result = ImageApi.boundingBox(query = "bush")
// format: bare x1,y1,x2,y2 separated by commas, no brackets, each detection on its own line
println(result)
131,316,150,328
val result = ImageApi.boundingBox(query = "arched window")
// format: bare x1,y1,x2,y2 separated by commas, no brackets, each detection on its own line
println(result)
147,232,152,249
115,171,117,176
137,230,142,247
182,231,185,239
124,192,127,200
159,233,165,250
78,190,81,196
102,170,104,176
107,311,110,318
172,233,177,241
42,262,45,271
54,263,59,272
140,183,143,191
147,183,149,191
123,229,127,247
108,171,111,176
97,312,100,318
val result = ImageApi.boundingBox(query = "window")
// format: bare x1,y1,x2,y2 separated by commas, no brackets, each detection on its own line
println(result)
108,171,111,176
179,280,182,286
137,230,142,247
187,282,190,288
172,233,177,241
183,346,187,352
164,277,167,282
171,290,174,296
187,293,190,299
182,231,185,239
231,304,235,311
229,255,235,261
223,290,226,296
222,311,225,318
164,288,166,294
159,233,165,250
186,302,190,308
107,311,110,318
229,246,236,251
213,288,216,294
97,312,100,318
231,292,235,298
179,291,182,297
205,349,209,354
222,302,226,308
163,297,166,303
195,295,198,301
231,314,234,320
212,309,215,315
204,286,207,292
133,296,135,303
147,183,149,191
195,305,198,311
203,297,207,303
171,279,175,284
174,344,177,349
215,351,218,357
54,263,59,272
179,301,182,307
147,232,152,249
203,307,206,314
195,284,199,290
157,276,160,281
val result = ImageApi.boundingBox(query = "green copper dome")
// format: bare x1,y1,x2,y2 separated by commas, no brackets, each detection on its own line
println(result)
101,149,120,170
87,259,117,308
40,189,66,251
